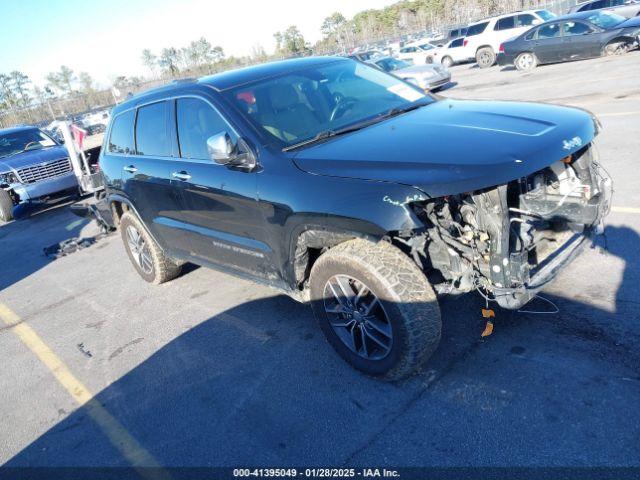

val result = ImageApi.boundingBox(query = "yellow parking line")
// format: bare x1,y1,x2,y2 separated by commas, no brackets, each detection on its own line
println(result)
0,304,169,479
611,206,640,214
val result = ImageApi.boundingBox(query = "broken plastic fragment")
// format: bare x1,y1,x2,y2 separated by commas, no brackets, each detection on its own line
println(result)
481,308,495,319
481,321,494,338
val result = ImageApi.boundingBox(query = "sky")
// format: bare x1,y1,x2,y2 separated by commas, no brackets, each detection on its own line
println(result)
0,0,397,89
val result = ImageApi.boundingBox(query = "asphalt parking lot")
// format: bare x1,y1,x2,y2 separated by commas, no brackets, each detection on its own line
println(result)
1,52,639,471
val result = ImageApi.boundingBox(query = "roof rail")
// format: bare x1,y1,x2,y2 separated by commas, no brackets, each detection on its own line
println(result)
171,77,198,84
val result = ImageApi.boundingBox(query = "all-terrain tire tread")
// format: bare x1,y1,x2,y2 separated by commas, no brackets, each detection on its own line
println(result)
312,238,441,380
120,211,181,284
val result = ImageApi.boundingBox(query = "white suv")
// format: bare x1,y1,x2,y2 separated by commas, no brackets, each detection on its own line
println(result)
463,9,555,68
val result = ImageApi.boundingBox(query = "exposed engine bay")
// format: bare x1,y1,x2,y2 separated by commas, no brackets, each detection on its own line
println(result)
399,143,612,309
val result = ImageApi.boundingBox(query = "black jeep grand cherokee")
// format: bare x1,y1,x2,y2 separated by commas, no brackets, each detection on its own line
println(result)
100,57,612,380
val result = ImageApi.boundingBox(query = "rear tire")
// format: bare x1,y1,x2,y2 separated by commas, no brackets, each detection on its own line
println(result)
441,56,454,68
476,47,496,68
119,211,181,284
515,52,537,71
0,189,14,223
309,239,441,381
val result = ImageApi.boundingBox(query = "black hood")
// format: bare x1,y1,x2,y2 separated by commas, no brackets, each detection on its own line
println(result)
292,99,596,197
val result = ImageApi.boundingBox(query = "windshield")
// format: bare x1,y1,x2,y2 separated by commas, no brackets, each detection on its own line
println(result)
587,11,626,28
0,129,57,158
374,57,411,72
536,10,555,21
224,60,432,148
418,43,435,51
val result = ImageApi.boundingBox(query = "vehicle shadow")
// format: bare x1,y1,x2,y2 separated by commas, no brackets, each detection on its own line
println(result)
436,81,458,92
3,226,640,470
0,201,98,291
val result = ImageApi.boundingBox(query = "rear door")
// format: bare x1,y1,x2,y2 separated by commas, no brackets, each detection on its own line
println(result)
170,96,270,277
123,101,188,252
532,22,563,63
447,38,467,62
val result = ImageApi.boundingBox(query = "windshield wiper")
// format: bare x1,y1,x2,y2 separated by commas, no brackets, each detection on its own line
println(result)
282,130,340,152
282,100,432,152
379,101,431,120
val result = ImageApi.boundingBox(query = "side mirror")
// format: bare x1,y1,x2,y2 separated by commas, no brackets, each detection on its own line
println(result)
207,132,236,165
206,132,257,170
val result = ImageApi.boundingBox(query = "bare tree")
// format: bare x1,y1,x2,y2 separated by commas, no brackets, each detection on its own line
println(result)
141,49,158,78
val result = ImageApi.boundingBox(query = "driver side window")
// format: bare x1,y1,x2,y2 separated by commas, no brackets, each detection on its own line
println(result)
562,21,593,35
176,98,235,160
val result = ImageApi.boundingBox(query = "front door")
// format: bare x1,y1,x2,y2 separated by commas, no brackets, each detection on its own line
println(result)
170,96,273,278
559,20,602,60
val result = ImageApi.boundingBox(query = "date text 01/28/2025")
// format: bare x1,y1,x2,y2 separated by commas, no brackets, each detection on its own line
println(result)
232,468,400,478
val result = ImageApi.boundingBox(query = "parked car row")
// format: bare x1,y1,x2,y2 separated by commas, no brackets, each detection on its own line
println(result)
379,0,640,71
0,126,78,222
498,10,640,70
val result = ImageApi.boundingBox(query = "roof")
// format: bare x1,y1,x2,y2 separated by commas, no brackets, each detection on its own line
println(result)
553,10,607,21
112,56,348,116
199,56,346,91
467,9,547,25
0,126,37,135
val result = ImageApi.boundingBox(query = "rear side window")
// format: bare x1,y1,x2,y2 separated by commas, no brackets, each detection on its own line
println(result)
495,16,516,30
467,22,489,36
108,110,135,154
584,0,606,9
176,98,235,160
135,102,171,157
538,23,561,38
516,14,536,26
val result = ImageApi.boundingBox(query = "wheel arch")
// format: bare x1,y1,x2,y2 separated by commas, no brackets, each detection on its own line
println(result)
475,44,494,55
108,193,163,248
288,223,381,292
603,35,635,51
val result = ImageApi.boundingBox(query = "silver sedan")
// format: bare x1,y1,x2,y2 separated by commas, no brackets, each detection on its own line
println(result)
368,56,452,91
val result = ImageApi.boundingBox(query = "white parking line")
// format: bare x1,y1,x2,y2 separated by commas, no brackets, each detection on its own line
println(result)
611,206,640,214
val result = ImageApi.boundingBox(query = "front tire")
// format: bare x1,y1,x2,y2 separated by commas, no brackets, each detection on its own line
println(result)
0,189,14,223
476,47,496,68
603,41,628,56
119,211,181,284
309,239,441,381
515,52,537,71
441,56,454,68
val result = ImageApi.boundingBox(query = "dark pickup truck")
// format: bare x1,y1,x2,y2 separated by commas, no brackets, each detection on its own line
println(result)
98,57,612,380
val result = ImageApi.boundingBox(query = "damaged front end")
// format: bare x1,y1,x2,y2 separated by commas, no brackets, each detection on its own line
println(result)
399,142,612,309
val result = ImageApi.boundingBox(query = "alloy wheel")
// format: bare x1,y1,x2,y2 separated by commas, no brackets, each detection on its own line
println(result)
323,274,393,360
518,53,534,70
126,225,153,275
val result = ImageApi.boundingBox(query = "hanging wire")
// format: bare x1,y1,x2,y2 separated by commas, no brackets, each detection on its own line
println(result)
517,294,559,315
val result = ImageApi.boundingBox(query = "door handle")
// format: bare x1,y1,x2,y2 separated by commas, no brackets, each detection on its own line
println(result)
123,165,137,173
172,171,191,181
